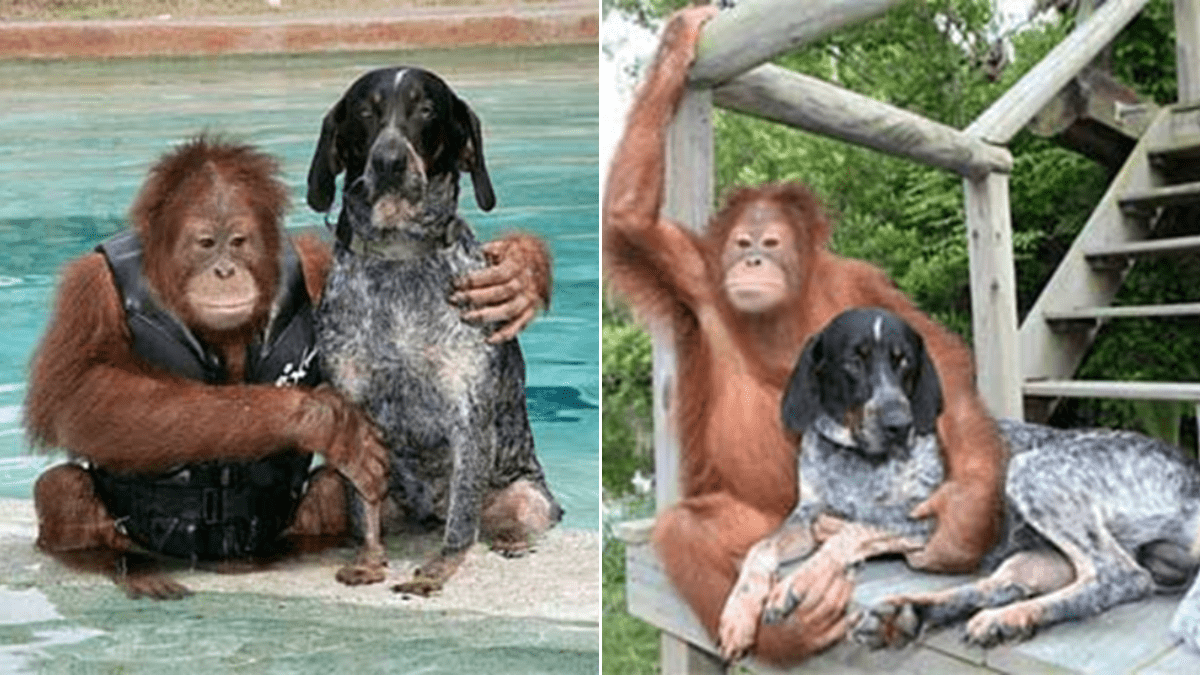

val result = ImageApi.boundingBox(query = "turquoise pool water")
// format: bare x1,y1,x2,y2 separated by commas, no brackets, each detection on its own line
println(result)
0,46,599,531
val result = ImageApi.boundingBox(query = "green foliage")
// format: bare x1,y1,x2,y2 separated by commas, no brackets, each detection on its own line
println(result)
602,494,658,674
1111,0,1178,104
603,306,654,498
601,536,659,674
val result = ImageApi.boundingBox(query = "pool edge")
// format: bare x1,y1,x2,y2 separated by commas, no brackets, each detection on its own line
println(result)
0,3,599,61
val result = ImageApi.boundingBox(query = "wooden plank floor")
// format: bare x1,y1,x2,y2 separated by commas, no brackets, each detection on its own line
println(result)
619,519,1197,674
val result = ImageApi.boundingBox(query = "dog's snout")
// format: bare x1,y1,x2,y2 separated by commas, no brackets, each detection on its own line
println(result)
369,131,407,181
881,404,913,442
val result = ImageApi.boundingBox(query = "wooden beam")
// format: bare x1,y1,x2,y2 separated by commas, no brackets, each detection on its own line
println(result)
1176,0,1200,104
714,64,1013,178
963,172,1023,419
1024,379,1200,400
1027,67,1150,169
654,86,719,675
966,0,1151,144
689,0,906,87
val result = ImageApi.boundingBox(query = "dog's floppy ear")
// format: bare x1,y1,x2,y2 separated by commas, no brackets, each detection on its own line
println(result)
781,331,825,437
908,327,943,435
307,97,347,213
452,95,496,212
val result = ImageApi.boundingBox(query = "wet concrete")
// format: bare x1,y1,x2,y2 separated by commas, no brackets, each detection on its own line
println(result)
0,497,598,671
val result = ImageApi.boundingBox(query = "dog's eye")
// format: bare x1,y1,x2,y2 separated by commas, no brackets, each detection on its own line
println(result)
419,102,435,120
892,349,908,370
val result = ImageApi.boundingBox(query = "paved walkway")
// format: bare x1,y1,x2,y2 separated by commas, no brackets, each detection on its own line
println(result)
0,1,597,59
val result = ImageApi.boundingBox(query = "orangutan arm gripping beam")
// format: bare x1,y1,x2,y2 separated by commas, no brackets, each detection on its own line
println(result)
603,7,720,317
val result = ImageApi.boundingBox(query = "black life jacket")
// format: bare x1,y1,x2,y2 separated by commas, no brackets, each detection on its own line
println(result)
89,230,320,561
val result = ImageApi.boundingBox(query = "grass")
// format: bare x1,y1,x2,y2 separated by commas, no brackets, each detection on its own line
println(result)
602,494,659,674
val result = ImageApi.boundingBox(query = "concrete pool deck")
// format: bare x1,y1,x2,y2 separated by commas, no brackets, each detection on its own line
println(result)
0,497,598,628
0,0,597,60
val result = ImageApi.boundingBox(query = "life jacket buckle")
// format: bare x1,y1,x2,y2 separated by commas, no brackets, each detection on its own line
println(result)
203,488,220,524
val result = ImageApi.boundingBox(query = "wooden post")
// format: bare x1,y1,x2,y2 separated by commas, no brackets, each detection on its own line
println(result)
963,172,1023,419
1176,0,1200,104
1195,402,1200,456
653,87,720,675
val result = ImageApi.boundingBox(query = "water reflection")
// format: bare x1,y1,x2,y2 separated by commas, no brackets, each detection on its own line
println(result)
0,585,595,674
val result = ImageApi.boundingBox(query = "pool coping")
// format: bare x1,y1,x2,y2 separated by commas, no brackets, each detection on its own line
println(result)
0,497,599,626
0,1,598,60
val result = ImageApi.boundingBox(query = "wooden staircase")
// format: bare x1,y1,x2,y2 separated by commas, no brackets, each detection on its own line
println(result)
1020,102,1200,421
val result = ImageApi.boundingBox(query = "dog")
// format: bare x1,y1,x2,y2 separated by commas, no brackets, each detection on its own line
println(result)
717,307,1200,660
308,67,562,594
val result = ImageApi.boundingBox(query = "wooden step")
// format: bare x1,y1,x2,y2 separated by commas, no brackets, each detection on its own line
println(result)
1084,234,1200,264
1148,141,1200,183
1118,181,1200,214
1044,303,1200,324
1024,379,1200,401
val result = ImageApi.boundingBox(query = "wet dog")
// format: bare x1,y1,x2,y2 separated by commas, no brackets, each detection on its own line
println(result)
717,307,1200,659
308,67,562,594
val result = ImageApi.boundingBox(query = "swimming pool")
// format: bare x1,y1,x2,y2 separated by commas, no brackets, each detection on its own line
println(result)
0,45,598,674
0,46,599,531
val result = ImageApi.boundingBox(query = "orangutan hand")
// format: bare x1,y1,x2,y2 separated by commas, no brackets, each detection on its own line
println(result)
297,385,388,504
452,233,551,343
908,479,993,573
654,4,720,75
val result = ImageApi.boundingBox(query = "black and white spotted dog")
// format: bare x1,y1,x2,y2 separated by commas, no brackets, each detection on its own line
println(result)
717,307,1200,659
308,67,562,594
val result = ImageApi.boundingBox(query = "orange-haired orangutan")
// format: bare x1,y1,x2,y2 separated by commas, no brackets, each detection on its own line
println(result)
603,6,1006,665
25,135,550,599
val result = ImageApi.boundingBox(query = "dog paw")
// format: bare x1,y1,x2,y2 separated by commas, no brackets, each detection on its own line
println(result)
392,577,444,597
391,550,467,596
336,563,387,586
717,590,764,662
763,583,800,625
964,606,1038,647
763,555,843,625
490,538,532,558
851,600,922,649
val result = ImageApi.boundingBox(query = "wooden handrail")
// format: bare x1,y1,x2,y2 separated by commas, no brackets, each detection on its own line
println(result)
966,0,1151,144
688,0,906,87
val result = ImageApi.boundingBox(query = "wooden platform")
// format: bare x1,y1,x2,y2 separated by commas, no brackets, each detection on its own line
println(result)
618,519,1198,675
